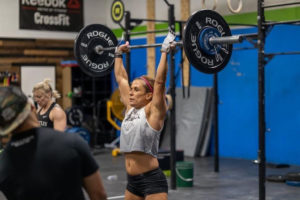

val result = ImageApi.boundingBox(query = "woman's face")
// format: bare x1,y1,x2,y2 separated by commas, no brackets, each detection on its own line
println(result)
33,89,51,108
129,79,152,108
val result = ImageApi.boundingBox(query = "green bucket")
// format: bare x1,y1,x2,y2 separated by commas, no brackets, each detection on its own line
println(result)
176,161,193,187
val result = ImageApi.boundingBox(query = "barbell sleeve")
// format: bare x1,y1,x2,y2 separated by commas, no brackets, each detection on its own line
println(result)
94,41,183,54
209,35,243,45
209,33,258,45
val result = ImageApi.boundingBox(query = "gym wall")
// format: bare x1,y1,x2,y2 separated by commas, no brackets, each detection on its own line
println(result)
218,24,300,165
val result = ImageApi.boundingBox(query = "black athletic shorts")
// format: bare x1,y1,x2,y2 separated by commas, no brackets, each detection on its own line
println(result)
126,168,168,197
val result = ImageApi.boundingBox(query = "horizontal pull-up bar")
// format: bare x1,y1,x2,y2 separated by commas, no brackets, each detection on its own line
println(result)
130,18,186,24
264,20,300,26
265,51,300,56
129,29,169,36
228,23,257,27
263,2,300,9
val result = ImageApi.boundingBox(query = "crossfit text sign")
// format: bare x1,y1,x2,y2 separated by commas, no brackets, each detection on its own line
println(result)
19,0,83,32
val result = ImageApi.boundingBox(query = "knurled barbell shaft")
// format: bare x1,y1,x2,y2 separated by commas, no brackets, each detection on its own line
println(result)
94,41,183,54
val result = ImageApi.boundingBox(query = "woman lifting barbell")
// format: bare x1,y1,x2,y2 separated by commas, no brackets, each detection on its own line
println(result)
114,31,175,200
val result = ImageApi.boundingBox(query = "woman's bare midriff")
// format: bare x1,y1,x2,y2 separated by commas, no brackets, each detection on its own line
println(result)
125,152,159,175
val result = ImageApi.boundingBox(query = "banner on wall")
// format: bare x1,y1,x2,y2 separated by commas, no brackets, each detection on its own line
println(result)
19,0,83,32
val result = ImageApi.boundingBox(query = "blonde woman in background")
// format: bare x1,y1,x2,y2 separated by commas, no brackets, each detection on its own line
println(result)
32,79,67,131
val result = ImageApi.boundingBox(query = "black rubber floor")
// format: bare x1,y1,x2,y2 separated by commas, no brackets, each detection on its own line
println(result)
94,149,300,200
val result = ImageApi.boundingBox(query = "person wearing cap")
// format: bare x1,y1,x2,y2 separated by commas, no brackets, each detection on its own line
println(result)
113,32,175,200
0,86,107,200
32,78,67,131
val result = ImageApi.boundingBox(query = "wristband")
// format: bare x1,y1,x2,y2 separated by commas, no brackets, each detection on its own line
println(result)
160,48,169,53
115,54,123,58
115,46,123,54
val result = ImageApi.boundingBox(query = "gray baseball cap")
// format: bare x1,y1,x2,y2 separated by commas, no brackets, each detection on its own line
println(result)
0,86,31,136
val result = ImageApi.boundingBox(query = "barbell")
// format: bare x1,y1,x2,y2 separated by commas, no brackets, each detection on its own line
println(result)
74,10,253,77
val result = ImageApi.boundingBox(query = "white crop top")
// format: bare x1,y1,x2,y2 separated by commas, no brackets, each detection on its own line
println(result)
120,107,162,157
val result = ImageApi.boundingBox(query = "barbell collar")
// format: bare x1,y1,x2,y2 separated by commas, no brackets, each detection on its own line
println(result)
95,41,183,54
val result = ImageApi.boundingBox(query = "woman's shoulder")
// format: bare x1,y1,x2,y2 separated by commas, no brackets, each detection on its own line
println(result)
53,103,62,109
50,104,66,118
52,103,64,112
